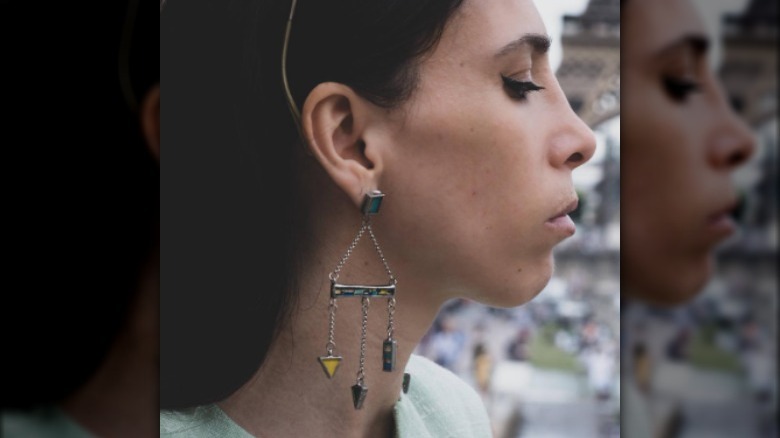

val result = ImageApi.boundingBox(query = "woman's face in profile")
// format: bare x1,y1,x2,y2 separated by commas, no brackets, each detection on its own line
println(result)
374,0,596,307
622,0,755,304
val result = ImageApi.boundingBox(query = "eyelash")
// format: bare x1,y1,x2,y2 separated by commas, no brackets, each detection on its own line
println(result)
662,76,701,102
502,75,545,101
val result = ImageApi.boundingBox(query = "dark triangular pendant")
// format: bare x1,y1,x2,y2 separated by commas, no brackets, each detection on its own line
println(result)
351,383,368,409
402,373,411,394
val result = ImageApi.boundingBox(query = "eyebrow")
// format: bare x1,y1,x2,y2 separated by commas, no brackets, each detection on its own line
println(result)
654,34,710,59
494,33,552,59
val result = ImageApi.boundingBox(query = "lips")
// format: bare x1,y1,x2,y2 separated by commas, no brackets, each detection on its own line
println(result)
548,198,579,221
707,199,739,223
545,196,579,236
705,198,739,239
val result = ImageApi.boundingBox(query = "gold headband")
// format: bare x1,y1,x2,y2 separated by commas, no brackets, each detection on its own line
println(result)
282,0,303,131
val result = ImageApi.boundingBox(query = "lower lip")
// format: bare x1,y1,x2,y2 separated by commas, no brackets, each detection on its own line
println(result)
545,215,576,236
707,213,737,238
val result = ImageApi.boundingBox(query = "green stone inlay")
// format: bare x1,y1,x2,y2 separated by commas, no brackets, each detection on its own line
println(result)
369,197,382,214
362,192,384,215
383,339,397,372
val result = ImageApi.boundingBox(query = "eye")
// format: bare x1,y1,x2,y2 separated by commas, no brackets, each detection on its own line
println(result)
662,76,701,102
502,75,545,101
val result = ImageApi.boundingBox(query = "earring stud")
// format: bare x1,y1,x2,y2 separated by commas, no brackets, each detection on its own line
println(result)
361,190,385,216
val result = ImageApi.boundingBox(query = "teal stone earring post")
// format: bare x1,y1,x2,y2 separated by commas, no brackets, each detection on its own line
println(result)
361,190,385,216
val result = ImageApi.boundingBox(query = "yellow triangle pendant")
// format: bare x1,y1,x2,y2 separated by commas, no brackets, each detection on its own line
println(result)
317,355,342,379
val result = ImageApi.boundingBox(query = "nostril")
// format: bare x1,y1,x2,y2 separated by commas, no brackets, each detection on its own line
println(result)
728,150,748,167
566,152,584,164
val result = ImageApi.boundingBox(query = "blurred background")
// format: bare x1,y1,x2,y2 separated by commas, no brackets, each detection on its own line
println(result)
622,0,777,437
414,1,622,437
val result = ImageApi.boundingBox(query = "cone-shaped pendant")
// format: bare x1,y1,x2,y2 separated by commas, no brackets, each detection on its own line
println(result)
351,383,368,409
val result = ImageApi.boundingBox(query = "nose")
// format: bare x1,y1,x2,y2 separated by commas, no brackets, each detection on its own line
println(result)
549,104,597,171
707,106,756,171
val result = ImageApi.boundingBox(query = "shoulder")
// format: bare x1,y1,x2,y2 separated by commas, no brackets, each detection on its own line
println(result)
394,354,492,438
161,404,252,437
2,406,93,438
404,354,475,396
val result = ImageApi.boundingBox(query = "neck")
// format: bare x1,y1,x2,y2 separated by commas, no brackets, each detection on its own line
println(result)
219,214,445,438
60,246,160,438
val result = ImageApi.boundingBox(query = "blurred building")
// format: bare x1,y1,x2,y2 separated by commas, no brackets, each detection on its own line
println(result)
557,0,620,127
721,0,777,126
556,0,621,254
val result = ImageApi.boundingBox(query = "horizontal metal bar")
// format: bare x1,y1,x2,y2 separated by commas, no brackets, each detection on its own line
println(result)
331,283,396,298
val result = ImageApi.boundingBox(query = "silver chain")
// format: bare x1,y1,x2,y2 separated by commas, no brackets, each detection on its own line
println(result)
356,296,370,384
328,217,397,285
326,298,337,356
386,297,396,340
366,222,397,285
328,221,368,282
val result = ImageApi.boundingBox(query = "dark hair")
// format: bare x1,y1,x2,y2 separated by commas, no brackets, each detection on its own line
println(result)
1,0,159,408
162,0,464,407
244,0,466,345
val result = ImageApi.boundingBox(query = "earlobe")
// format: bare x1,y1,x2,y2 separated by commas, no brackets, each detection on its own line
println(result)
301,82,382,209
140,84,160,162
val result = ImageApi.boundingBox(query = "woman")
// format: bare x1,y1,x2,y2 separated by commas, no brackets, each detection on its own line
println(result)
622,0,756,306
621,0,757,437
161,0,595,436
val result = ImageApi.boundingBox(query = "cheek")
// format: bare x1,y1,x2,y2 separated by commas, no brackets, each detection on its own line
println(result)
622,78,717,298
623,84,707,240
389,100,545,239
380,97,555,301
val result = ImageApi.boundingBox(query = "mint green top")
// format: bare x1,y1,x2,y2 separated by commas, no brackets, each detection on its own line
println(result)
2,406,94,438
161,354,493,437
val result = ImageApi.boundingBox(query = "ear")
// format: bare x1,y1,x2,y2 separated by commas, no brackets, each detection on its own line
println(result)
300,82,383,209
140,83,160,163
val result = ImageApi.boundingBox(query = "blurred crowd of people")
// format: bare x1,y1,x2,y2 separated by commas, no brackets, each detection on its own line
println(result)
415,267,621,438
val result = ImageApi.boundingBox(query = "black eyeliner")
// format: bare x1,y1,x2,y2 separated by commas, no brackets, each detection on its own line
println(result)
662,76,701,102
501,75,545,100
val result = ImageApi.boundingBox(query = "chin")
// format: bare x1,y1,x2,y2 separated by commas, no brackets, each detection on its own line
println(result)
473,254,554,308
627,253,714,307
